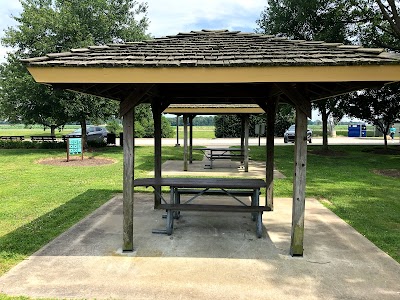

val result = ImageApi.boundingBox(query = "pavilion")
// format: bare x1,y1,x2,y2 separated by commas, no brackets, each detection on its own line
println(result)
23,29,400,256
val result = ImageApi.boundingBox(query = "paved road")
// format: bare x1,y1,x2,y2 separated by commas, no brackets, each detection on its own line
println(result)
129,136,396,147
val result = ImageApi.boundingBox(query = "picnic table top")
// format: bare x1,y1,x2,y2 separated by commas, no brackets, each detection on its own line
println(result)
192,147,243,151
134,177,266,189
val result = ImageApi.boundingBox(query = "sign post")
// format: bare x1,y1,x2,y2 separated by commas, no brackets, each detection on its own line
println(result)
67,137,83,161
255,124,266,146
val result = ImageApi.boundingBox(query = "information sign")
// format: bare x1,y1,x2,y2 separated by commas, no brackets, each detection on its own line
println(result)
69,138,82,154
66,137,83,161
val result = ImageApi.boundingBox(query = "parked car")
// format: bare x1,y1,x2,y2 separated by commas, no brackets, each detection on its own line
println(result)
66,126,108,142
284,125,312,143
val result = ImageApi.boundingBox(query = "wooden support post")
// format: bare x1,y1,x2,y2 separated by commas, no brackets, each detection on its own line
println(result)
175,115,180,147
183,114,188,171
122,107,135,252
290,106,308,256
266,98,277,211
152,101,162,208
244,115,249,172
189,115,194,164
240,115,245,160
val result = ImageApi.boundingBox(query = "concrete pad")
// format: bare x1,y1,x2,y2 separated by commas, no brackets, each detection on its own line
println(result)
0,194,399,299
150,159,286,179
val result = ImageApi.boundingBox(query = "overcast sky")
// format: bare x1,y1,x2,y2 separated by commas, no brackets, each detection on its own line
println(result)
0,0,266,62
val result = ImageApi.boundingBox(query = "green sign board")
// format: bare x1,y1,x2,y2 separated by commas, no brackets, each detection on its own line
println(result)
69,138,82,155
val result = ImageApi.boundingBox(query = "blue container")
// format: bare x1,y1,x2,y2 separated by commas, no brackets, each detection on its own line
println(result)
348,124,361,137
348,124,367,137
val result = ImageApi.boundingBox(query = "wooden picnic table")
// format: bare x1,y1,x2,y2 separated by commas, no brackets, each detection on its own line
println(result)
192,147,246,169
134,177,267,237
0,135,25,141
30,135,57,142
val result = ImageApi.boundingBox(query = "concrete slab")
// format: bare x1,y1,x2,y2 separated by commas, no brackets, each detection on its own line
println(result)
0,194,399,299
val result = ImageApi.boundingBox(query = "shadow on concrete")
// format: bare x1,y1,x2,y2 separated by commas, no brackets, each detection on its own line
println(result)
29,194,279,260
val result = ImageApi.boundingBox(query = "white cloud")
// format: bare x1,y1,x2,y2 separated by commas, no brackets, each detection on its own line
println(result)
146,0,265,36
0,0,267,62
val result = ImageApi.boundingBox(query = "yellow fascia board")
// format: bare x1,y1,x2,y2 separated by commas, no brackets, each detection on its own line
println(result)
163,107,265,114
28,65,400,84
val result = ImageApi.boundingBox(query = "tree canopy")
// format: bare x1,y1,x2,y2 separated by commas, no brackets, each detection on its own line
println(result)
351,0,400,51
340,83,400,147
0,0,149,138
256,0,400,148
256,0,351,42
257,0,349,150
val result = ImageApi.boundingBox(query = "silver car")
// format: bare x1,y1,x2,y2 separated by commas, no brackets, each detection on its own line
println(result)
66,126,108,142
284,125,312,143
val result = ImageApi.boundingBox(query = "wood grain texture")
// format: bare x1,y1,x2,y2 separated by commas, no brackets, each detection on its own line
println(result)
122,108,134,251
290,106,308,256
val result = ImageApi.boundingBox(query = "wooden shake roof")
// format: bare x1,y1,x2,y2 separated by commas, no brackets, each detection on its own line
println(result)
22,29,400,68
23,29,400,117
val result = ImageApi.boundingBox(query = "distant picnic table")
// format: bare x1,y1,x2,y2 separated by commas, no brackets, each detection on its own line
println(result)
192,147,247,169
30,136,57,142
0,136,25,141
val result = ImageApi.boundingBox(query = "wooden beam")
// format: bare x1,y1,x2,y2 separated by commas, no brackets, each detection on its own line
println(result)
152,100,162,208
183,114,188,171
290,106,308,256
265,97,278,211
175,115,180,147
122,106,135,252
274,83,312,118
119,84,154,117
29,65,400,84
240,115,245,160
244,115,249,172
189,115,195,164
255,100,268,113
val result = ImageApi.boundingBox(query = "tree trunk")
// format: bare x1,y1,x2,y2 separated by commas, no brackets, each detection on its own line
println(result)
80,119,88,150
50,125,56,136
383,123,390,150
331,127,337,138
321,104,329,151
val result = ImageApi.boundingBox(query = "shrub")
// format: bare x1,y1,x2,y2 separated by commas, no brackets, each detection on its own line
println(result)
87,140,107,148
106,119,122,134
0,141,66,149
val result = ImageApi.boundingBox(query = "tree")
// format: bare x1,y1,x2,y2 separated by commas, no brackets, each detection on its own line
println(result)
256,0,350,150
1,0,149,144
0,54,71,135
132,104,173,138
351,0,400,51
340,1,400,149
313,100,345,151
214,104,295,138
340,83,400,148
256,0,351,42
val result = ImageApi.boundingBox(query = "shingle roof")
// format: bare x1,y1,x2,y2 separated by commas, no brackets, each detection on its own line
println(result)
22,29,400,67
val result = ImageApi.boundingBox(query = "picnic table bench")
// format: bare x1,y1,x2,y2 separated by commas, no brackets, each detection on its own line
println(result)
0,136,25,141
30,136,57,142
192,147,247,169
134,177,268,237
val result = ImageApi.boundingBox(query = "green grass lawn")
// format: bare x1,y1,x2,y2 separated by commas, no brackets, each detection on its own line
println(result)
0,144,399,282
0,146,199,277
177,125,215,139
250,145,400,262
0,124,80,138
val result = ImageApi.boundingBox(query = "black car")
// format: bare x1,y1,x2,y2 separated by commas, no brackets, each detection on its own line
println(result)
284,125,312,143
